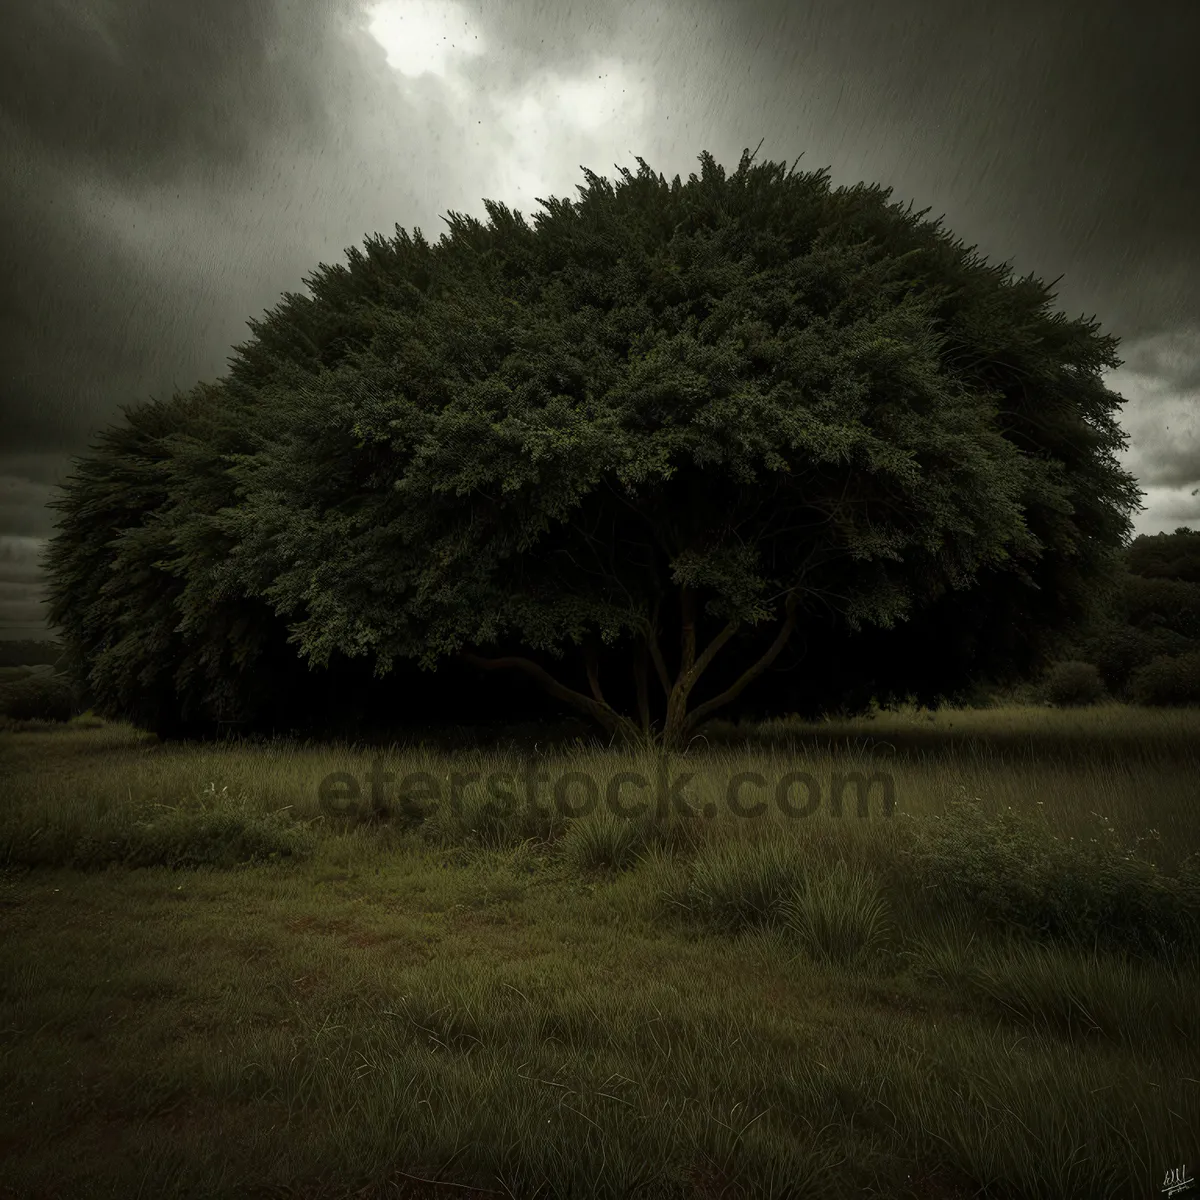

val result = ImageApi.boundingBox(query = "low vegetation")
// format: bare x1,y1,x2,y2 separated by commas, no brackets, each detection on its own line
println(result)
14,140,1198,1199
0,669,77,723
1039,659,1106,707
2,703,1198,1198
1130,648,1200,707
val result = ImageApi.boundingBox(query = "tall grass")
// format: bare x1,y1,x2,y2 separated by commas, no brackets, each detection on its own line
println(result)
2,705,1198,1198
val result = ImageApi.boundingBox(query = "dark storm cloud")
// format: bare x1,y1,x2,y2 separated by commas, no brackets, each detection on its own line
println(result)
0,537,48,636
0,467,56,538
0,0,368,454
2,0,336,188
1109,328,1200,531
0,0,628,456
2,0,1198,637
700,0,1200,341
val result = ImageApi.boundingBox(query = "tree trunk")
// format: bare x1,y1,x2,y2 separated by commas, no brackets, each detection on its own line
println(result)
458,589,800,752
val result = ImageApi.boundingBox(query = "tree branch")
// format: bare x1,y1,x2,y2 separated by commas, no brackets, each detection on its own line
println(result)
691,617,740,682
643,596,671,696
633,636,651,735
681,592,801,735
584,641,605,705
678,584,696,682
459,650,639,741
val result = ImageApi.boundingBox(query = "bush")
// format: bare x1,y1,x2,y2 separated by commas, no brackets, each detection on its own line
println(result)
910,799,1199,961
1120,575,1200,639
1079,623,1196,696
0,672,76,722
1041,660,1106,707
1128,651,1200,707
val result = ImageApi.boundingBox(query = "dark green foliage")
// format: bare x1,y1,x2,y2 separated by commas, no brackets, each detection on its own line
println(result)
1041,660,1106,706
44,387,244,734
912,800,1199,961
1119,574,1200,640
1077,620,1196,697
1126,526,1200,583
0,672,76,722
1056,530,1200,702
42,385,535,738
45,144,1141,743
1128,650,1200,707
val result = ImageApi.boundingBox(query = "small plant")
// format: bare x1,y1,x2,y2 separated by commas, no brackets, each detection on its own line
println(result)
418,781,567,850
666,840,811,932
779,859,892,966
1042,660,1106,707
558,810,647,872
0,672,76,722
1128,650,1200,706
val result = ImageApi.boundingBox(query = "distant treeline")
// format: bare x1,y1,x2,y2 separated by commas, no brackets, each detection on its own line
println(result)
0,640,63,668
1063,526,1200,702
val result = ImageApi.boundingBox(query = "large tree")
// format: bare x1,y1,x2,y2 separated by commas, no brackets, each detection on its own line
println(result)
44,383,292,735
45,143,1141,744
43,379,554,739
192,143,1140,749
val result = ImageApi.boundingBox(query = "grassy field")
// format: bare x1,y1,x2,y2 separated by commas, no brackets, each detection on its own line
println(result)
1,704,1198,1199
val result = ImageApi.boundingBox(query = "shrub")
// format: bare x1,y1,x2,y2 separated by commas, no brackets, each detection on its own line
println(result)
1120,575,1200,639
1041,660,1106,707
948,679,999,709
0,672,76,722
910,799,1199,960
1128,650,1200,706
1079,623,1196,696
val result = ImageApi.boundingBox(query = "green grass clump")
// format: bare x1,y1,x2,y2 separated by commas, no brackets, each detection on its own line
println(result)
779,858,892,966
557,809,649,871
662,838,812,931
416,775,569,849
911,930,1199,1048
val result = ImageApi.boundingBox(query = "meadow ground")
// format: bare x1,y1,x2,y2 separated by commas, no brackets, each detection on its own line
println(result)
1,703,1198,1199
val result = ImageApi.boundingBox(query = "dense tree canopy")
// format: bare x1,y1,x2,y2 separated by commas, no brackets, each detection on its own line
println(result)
46,144,1142,746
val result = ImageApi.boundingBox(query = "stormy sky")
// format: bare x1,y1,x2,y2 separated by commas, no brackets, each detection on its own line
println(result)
2,0,1198,640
